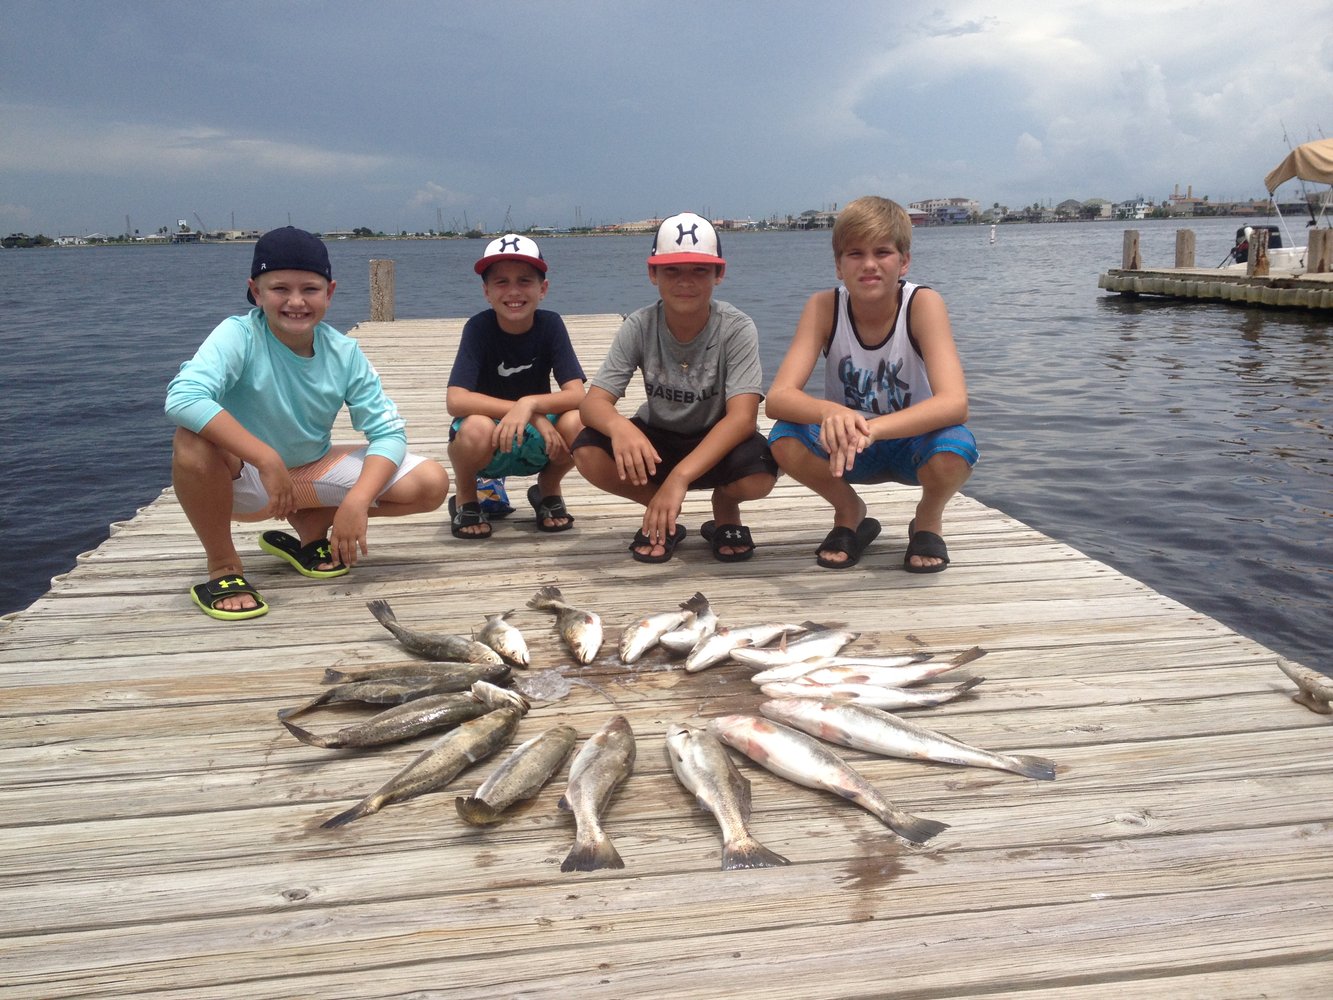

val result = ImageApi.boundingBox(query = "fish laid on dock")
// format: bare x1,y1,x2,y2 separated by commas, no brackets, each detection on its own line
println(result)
321,706,524,828
321,661,511,687
708,714,948,846
658,595,718,656
683,621,812,673
759,675,985,711
278,676,485,721
752,646,982,687
527,585,603,664
760,698,1057,781
476,610,530,667
665,723,790,870
619,592,708,664
558,715,636,871
366,599,504,664
729,628,859,668
283,680,525,750
456,724,579,826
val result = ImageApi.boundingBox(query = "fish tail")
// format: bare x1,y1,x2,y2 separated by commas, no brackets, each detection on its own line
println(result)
950,645,987,668
366,599,396,629
455,795,503,826
527,585,562,612
1006,753,1057,781
560,829,624,872
884,811,950,846
721,835,791,871
680,592,709,614
320,795,381,829
281,719,336,748
954,676,986,695
277,690,332,720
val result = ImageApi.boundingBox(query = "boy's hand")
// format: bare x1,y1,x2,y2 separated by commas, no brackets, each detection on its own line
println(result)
330,496,372,567
642,476,686,544
819,410,871,478
610,424,661,487
534,416,569,460
258,458,297,519
494,400,537,454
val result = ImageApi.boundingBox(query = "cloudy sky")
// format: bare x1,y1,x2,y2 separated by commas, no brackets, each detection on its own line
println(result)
3,1,1330,236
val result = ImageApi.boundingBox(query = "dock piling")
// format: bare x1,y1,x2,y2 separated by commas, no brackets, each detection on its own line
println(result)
369,259,395,322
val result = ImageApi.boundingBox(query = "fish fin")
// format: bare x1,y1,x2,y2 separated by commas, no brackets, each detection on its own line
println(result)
954,676,986,695
365,599,395,628
680,592,709,614
277,690,332,720
320,796,379,829
322,668,350,684
721,836,791,870
560,831,624,872
455,795,504,826
1007,754,1058,781
557,794,571,812
949,646,987,668
281,719,334,748
886,813,950,846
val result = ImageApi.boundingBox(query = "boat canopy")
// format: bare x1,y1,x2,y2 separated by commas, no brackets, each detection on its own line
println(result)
1264,138,1333,193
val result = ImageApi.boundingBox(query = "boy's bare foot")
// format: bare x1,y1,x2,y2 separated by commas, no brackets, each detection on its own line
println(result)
206,565,259,613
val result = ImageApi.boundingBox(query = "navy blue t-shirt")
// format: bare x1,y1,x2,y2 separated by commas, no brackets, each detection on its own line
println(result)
447,309,585,400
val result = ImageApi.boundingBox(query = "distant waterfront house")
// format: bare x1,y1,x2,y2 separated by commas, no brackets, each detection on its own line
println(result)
909,197,978,224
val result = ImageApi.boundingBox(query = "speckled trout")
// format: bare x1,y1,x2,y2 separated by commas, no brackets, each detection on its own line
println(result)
558,715,635,871
455,724,578,826
366,599,504,664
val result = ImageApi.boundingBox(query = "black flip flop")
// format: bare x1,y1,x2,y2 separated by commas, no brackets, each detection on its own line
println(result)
904,518,950,573
527,483,575,533
629,524,686,564
700,520,755,563
815,517,881,569
449,495,492,539
258,530,349,579
190,574,268,621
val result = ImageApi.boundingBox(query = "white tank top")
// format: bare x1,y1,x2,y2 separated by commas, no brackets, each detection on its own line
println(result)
823,281,931,415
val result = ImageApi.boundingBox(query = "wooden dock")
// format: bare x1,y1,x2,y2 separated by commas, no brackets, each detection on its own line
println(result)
2,315,1329,998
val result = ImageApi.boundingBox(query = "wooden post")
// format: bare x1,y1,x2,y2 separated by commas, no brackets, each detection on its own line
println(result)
1122,230,1141,270
1174,229,1195,268
1248,228,1270,277
369,259,395,321
1307,228,1331,273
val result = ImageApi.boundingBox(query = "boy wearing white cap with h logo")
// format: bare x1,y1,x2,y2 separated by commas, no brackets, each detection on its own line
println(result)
573,212,777,563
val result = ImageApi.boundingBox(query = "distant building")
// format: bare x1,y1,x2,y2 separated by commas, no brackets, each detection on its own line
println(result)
908,198,979,224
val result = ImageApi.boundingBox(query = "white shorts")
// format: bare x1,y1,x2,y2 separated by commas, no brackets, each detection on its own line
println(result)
232,445,428,515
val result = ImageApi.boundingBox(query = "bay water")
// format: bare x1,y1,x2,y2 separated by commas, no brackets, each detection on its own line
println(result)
0,219,1327,673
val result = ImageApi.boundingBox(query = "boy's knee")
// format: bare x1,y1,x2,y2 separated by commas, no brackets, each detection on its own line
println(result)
171,427,230,475
410,461,450,509
919,451,972,487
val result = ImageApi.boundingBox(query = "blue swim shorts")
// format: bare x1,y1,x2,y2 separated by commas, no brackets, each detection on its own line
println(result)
450,415,557,478
768,419,978,486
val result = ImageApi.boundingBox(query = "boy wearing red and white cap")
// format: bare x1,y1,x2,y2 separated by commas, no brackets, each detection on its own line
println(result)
445,234,586,539
573,212,777,563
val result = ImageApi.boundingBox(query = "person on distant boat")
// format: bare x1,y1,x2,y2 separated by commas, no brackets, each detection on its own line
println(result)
165,227,449,621
765,196,977,573
572,212,777,563
444,234,586,539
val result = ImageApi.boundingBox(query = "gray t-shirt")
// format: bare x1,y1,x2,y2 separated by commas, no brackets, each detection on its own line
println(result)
589,299,764,434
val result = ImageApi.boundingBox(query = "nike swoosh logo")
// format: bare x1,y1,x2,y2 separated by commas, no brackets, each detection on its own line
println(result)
497,362,534,376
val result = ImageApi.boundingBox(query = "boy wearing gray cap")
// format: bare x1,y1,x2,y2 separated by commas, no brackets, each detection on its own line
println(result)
573,212,776,563
166,226,449,620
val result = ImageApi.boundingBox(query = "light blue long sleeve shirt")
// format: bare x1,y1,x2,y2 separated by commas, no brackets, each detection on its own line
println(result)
165,308,408,468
